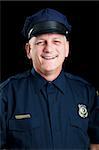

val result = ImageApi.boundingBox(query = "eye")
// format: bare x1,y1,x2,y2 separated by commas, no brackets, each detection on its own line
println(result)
35,41,45,46
54,40,61,44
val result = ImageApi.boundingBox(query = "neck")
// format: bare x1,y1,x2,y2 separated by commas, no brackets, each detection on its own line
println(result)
35,68,62,81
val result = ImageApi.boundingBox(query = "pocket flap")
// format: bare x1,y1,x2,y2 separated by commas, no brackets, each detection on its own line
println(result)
8,118,40,131
70,114,89,132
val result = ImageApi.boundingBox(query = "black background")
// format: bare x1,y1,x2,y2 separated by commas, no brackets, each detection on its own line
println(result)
1,1,99,89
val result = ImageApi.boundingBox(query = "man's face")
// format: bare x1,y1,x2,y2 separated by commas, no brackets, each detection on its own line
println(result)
26,33,69,75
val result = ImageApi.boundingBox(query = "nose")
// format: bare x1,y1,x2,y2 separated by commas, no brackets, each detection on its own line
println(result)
43,42,53,53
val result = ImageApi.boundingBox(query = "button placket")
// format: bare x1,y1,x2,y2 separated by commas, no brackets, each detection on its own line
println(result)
46,82,60,147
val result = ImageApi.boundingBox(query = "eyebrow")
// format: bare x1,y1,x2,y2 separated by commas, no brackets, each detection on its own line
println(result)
36,37,63,40
36,38,45,41
53,38,62,40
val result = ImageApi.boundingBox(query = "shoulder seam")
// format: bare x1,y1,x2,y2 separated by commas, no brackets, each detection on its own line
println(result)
0,70,31,89
64,72,91,85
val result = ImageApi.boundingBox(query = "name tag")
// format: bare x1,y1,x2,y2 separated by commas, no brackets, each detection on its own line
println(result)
15,114,31,119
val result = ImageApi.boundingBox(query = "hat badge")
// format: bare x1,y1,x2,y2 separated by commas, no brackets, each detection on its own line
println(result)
78,104,88,118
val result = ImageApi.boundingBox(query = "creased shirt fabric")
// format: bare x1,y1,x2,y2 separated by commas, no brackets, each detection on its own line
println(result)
0,68,99,149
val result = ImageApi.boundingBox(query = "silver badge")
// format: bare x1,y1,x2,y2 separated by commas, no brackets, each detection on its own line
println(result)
78,104,88,118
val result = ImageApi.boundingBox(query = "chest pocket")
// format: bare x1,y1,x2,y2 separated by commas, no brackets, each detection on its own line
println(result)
69,110,90,147
8,117,40,131
70,103,89,130
7,118,41,148
70,114,89,133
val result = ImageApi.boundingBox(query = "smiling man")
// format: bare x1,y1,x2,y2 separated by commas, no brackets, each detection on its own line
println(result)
26,33,69,81
0,8,99,149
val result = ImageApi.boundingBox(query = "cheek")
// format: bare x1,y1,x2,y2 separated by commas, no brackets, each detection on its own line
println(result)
59,47,67,59
33,50,42,63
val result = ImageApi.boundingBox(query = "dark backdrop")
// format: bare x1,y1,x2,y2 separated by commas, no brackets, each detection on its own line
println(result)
1,1,99,90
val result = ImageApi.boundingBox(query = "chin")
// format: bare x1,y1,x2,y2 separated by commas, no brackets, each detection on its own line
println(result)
42,66,61,73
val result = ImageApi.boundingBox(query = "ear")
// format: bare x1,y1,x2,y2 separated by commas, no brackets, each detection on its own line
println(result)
65,41,69,58
25,43,31,59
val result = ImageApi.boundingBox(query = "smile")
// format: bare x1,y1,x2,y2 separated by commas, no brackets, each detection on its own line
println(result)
41,55,58,60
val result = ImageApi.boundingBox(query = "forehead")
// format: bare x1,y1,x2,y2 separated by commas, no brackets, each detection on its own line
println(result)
30,33,66,41
36,33,65,39
29,33,66,44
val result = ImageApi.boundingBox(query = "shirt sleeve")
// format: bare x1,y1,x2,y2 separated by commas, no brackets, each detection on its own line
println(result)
0,88,8,149
88,89,99,144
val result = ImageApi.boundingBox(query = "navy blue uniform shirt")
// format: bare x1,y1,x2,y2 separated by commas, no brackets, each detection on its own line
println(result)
0,68,99,149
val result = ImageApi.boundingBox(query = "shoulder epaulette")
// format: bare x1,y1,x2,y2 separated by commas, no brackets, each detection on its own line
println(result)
0,78,11,89
64,72,91,85
11,70,30,80
0,70,31,89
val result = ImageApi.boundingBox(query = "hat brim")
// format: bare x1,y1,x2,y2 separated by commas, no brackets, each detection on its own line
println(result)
32,29,67,37
28,21,69,39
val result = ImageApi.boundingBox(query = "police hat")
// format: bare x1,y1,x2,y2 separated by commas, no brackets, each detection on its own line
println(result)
22,8,72,40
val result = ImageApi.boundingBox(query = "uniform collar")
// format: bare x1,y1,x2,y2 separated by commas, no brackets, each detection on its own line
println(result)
31,68,66,94
52,70,66,94
31,68,47,92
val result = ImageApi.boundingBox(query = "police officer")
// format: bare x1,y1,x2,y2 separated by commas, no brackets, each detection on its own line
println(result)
0,8,99,150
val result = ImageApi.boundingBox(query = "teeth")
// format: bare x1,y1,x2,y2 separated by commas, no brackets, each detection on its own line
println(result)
42,56,57,60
